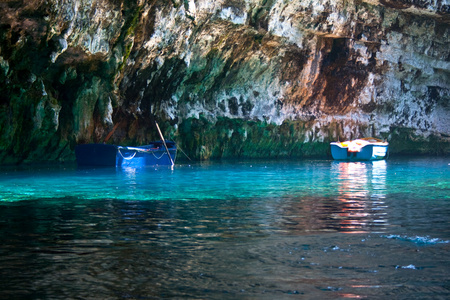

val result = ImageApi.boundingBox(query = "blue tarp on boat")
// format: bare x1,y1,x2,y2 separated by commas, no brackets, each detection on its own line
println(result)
75,141,177,167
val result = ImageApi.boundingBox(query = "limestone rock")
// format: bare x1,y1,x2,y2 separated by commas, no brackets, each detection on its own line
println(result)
0,0,448,163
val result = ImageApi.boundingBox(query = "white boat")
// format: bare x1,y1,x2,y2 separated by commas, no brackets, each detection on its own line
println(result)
330,137,388,161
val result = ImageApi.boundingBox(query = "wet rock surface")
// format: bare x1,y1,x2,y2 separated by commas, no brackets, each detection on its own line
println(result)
0,0,448,163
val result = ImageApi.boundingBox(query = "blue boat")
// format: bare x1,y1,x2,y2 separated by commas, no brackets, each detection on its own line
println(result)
330,137,388,161
75,141,177,167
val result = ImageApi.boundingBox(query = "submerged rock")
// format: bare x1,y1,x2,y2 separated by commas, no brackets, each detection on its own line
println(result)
0,0,448,163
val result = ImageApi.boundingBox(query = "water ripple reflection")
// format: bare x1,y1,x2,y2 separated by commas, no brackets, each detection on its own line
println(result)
0,158,449,299
332,161,388,233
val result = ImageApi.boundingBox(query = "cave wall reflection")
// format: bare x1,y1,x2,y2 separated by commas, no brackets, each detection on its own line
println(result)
118,162,390,235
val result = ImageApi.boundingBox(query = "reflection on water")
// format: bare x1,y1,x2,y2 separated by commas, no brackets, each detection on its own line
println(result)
277,161,389,234
333,160,388,233
0,158,449,299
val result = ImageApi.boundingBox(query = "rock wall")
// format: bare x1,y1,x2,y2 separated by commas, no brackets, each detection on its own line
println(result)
0,0,449,163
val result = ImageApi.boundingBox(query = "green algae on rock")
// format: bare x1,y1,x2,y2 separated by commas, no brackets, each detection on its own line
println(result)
0,0,448,164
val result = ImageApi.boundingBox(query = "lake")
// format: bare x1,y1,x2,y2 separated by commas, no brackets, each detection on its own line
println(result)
0,157,449,299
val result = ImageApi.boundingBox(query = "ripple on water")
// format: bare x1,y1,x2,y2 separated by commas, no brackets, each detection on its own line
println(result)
0,158,449,299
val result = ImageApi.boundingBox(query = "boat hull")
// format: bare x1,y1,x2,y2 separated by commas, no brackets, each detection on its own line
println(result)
75,141,177,167
330,143,388,161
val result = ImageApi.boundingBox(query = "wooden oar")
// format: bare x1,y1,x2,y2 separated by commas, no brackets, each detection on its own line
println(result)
155,122,175,168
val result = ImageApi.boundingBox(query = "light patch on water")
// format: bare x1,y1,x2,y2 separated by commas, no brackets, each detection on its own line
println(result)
383,234,450,245
396,264,417,270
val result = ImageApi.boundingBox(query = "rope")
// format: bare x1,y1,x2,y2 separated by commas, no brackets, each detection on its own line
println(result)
150,151,167,160
117,146,172,161
117,148,137,160
177,145,192,161
168,134,192,161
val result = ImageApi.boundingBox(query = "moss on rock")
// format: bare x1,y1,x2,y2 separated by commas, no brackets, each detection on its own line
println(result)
176,117,332,160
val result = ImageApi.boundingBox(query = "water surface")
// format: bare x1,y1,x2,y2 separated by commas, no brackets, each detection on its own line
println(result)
0,158,449,299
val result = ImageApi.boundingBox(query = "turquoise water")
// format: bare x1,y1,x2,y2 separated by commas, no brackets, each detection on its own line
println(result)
0,157,449,299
